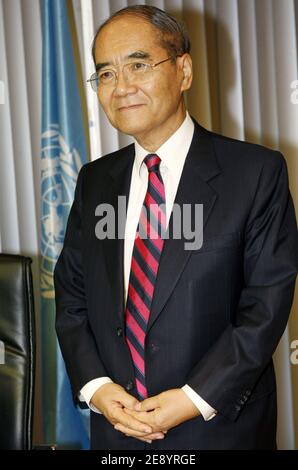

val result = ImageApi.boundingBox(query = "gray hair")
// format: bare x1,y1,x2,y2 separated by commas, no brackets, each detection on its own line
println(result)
91,5,191,66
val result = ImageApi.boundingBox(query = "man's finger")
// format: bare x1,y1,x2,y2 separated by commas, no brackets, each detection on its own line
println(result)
135,396,159,411
115,423,164,440
136,432,165,442
114,423,152,438
136,437,152,444
142,432,165,440
123,409,168,434
113,408,152,434
123,408,156,425
118,393,140,411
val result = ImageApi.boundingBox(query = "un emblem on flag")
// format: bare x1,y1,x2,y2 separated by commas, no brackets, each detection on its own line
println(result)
41,124,82,299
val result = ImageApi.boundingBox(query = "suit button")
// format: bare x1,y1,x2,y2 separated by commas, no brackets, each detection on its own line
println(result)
116,327,123,337
125,381,134,391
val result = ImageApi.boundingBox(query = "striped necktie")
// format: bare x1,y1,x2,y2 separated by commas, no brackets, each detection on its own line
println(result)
125,154,166,399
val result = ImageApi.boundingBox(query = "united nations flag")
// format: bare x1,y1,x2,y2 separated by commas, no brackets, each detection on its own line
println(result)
41,0,90,449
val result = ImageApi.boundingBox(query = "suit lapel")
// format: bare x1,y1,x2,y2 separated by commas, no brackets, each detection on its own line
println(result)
147,121,221,332
101,145,134,325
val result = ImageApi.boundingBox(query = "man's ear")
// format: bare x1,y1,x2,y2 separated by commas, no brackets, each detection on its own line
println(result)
179,54,193,92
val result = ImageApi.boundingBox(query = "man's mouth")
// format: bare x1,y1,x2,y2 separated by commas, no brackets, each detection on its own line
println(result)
118,104,144,111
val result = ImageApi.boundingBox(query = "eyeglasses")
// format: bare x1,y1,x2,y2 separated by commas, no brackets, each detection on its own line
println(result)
87,56,179,91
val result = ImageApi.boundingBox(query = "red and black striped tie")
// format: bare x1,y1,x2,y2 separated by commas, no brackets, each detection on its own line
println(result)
125,154,166,399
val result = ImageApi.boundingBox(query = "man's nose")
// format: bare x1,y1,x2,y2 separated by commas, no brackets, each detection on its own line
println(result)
113,70,137,96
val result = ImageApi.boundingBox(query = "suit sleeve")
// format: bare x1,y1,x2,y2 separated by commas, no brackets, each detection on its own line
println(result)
186,151,298,421
54,165,108,406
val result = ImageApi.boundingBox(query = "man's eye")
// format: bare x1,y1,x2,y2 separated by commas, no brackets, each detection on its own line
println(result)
99,71,114,81
132,62,148,71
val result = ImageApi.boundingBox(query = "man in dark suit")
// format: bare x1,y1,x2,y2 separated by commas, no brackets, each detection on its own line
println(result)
54,5,298,449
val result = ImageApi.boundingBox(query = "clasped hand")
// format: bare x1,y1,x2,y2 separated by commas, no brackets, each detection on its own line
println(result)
91,384,200,444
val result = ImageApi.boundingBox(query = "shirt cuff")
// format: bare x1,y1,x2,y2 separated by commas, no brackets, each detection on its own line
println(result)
79,377,114,414
182,384,217,421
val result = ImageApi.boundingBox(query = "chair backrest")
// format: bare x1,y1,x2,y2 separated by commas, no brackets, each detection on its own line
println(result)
0,254,35,449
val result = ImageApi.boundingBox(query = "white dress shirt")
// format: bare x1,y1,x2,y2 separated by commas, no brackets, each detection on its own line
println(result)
80,112,216,421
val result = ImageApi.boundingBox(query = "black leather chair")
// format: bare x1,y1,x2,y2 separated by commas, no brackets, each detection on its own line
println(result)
0,254,35,450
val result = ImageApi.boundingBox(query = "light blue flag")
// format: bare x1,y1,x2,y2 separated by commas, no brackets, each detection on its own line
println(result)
41,0,90,449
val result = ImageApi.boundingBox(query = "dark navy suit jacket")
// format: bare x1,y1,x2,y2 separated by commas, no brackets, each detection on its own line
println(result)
54,118,298,449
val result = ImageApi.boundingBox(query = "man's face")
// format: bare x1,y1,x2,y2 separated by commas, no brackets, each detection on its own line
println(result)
94,16,192,140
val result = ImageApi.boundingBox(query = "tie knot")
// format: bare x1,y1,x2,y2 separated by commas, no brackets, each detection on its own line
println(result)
144,154,161,173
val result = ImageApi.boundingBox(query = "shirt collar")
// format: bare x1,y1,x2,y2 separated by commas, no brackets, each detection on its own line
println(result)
134,112,195,176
